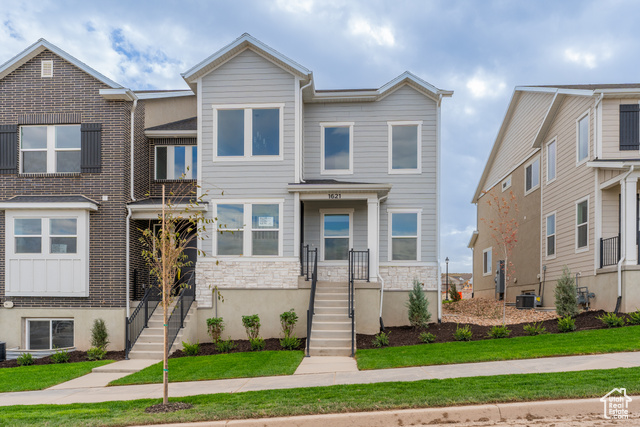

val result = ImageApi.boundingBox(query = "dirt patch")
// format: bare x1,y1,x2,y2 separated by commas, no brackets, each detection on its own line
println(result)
170,337,305,358
144,402,193,413
443,298,557,326
0,350,125,369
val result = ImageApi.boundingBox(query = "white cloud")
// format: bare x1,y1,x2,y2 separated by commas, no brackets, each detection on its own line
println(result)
275,0,315,14
466,70,507,99
348,17,395,47
442,225,476,238
563,48,597,69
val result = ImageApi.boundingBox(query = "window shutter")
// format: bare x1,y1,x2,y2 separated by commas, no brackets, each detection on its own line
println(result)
620,104,639,151
0,124,18,174
81,123,102,173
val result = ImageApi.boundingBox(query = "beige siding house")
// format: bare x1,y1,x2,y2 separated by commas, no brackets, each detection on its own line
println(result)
470,84,640,313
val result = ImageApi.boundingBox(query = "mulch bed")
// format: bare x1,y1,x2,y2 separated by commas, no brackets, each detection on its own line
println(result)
145,402,193,413
357,310,632,349
170,337,306,358
0,350,125,369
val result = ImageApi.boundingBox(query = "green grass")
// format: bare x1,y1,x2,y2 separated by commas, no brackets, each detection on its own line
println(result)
0,361,112,392
356,325,640,370
1,366,639,426
110,350,304,386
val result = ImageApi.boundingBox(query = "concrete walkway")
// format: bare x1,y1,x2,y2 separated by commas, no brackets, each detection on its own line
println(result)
1,352,639,407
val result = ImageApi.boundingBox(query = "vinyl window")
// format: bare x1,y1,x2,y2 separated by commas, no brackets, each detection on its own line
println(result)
576,198,589,251
321,123,353,174
525,156,540,194
483,248,492,276
21,125,81,173
546,213,556,257
215,201,282,257
389,210,420,261
155,145,197,180
546,139,556,182
388,121,422,174
577,113,589,164
26,319,74,350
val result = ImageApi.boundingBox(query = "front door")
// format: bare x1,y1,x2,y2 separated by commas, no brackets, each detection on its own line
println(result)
322,211,352,261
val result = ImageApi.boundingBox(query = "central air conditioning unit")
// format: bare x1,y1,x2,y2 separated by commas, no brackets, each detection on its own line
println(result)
516,294,542,309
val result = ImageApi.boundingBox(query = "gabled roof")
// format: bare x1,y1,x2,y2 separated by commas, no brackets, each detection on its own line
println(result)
182,33,312,87
0,38,123,89
145,117,197,138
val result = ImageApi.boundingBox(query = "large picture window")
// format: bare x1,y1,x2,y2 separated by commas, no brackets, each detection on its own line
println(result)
21,125,81,173
388,121,422,174
389,210,420,261
321,123,353,174
215,201,282,257
27,319,74,350
155,145,197,180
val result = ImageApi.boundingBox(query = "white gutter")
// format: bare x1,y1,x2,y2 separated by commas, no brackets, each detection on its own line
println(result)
299,77,314,183
126,98,139,319
437,93,443,323
617,165,635,303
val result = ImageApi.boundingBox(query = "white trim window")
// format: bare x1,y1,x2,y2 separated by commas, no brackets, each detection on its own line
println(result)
20,125,81,173
525,156,540,194
26,319,74,350
546,212,556,258
213,104,284,161
546,139,556,182
576,197,589,251
321,209,353,261
155,145,197,180
577,112,590,165
501,176,512,192
321,122,354,175
388,121,422,174
388,209,421,261
482,247,492,276
6,210,89,297
214,201,283,257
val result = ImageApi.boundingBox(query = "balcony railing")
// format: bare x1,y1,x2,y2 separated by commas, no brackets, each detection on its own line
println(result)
600,234,620,268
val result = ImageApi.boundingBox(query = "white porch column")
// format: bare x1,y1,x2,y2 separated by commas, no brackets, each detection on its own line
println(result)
367,197,379,280
623,175,638,265
293,192,300,257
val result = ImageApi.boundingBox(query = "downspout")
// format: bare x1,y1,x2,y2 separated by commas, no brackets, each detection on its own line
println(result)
437,94,443,323
617,165,635,311
377,195,388,331
298,77,313,183
126,98,139,319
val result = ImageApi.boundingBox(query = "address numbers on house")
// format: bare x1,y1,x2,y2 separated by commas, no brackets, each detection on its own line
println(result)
328,193,342,199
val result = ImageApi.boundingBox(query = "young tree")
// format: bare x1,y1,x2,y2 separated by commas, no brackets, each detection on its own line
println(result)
555,266,579,318
140,183,217,406
481,189,518,325
406,279,431,329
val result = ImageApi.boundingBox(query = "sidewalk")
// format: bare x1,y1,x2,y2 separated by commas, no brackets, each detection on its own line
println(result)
1,352,639,407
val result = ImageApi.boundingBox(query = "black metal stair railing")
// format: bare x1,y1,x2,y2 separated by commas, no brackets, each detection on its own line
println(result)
125,285,161,359
167,273,196,351
305,248,318,356
348,249,370,357
600,234,620,268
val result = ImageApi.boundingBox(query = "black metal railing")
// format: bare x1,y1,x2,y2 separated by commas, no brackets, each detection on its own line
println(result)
600,234,620,268
167,273,196,352
305,248,318,357
125,285,161,359
300,244,314,280
347,249,369,357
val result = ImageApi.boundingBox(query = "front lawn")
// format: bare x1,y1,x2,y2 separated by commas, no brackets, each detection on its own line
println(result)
0,361,113,393
356,325,640,370
110,350,304,385
2,366,639,426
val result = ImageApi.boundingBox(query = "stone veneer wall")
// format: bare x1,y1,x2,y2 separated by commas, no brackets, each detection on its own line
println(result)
317,266,349,282
379,266,438,291
195,260,300,307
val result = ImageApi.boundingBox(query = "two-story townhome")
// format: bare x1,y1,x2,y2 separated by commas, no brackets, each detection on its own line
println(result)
470,85,640,314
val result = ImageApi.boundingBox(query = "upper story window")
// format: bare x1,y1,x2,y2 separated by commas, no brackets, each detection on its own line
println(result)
546,212,556,258
321,122,353,174
388,121,422,174
213,104,284,161
576,197,589,251
525,156,540,194
483,247,492,276
215,201,282,257
619,104,639,151
389,210,421,261
577,113,589,164
501,176,512,192
21,125,81,173
546,139,556,182
155,145,197,180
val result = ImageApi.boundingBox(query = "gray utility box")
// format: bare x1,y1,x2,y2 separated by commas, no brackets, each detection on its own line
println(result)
0,342,5,362
516,294,542,309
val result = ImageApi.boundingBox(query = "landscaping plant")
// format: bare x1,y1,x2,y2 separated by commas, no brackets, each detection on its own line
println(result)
453,324,473,341
557,316,576,333
51,348,70,364
250,337,266,351
372,331,390,348
242,314,262,340
449,282,462,302
627,310,640,325
597,312,625,328
215,338,237,354
206,317,224,343
16,352,34,366
279,309,301,350
420,332,436,343
280,336,301,350
487,324,511,339
554,266,579,318
181,341,200,356
406,279,431,329
87,347,107,361
90,318,109,351
523,322,547,336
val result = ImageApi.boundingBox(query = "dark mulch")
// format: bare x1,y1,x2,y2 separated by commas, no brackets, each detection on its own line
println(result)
0,350,125,369
357,310,631,349
145,402,193,413
170,337,306,358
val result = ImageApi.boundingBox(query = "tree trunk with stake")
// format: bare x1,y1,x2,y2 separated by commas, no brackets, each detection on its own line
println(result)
162,185,168,405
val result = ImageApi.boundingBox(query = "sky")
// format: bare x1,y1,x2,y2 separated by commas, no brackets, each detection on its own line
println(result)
1,0,639,273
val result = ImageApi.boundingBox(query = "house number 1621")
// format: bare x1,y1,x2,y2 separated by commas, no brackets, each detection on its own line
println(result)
328,193,342,199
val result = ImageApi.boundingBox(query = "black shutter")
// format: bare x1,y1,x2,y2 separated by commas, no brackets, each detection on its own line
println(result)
0,124,18,174
620,104,639,151
81,123,102,173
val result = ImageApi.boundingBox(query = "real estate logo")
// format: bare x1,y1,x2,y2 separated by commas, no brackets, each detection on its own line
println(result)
600,388,632,420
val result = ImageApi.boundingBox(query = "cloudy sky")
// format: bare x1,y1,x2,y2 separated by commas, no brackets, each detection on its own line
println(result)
1,0,637,272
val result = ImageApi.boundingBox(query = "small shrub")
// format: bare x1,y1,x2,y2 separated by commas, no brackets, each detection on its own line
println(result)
554,266,579,318
597,312,625,328
86,347,107,361
487,324,511,339
242,314,261,340
51,348,70,364
627,310,640,325
449,283,462,302
557,316,576,333
249,337,265,351
182,340,200,356
280,336,301,350
523,322,547,336
406,279,431,329
280,309,298,338
90,318,109,351
372,331,390,348
453,324,473,341
419,332,436,343
215,338,237,353
206,317,224,343
16,352,34,366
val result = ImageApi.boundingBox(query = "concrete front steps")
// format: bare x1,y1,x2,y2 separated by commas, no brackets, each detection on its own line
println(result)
308,281,354,356
128,302,195,360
